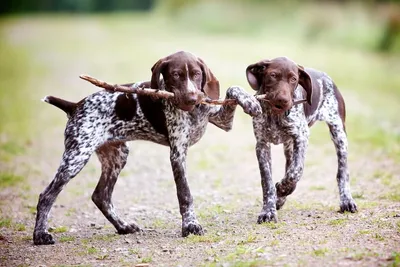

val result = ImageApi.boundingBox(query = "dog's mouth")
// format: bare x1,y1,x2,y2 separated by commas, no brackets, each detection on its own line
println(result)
173,92,202,112
177,103,196,112
271,103,291,114
260,96,292,114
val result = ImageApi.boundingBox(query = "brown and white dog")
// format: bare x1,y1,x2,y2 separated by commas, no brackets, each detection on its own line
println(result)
246,57,357,223
33,51,262,245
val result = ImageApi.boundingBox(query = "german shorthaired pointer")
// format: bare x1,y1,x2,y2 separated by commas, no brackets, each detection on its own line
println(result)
33,51,262,245
246,57,357,223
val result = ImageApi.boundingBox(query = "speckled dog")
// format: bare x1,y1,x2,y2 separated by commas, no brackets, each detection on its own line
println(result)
33,51,261,245
246,57,357,224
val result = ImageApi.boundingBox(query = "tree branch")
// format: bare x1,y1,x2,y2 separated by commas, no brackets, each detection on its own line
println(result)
79,74,306,106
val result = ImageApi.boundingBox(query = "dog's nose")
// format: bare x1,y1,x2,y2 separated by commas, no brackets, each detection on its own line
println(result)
185,96,198,106
273,97,290,110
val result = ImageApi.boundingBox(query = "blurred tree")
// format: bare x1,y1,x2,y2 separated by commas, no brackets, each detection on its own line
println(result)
0,0,154,14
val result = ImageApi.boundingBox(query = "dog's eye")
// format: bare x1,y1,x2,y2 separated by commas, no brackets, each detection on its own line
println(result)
193,71,201,79
290,77,297,83
270,72,277,78
173,73,180,79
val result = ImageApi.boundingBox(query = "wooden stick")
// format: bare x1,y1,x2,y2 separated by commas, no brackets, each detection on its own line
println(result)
79,75,175,99
79,74,306,106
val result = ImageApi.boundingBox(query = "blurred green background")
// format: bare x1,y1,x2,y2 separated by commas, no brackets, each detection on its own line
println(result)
0,0,399,173
0,1,399,265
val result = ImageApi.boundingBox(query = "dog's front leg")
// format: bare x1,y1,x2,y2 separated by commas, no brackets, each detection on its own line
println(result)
169,139,203,237
256,141,278,223
253,117,277,223
275,136,309,209
209,86,261,131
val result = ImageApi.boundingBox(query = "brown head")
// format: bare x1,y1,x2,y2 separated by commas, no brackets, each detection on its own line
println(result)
151,51,220,112
246,57,313,114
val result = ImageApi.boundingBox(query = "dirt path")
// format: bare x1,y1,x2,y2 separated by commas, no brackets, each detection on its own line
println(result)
1,16,399,267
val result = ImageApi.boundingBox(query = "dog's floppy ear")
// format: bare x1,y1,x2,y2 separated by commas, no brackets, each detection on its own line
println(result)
151,57,169,89
297,64,313,106
197,58,220,100
246,60,270,91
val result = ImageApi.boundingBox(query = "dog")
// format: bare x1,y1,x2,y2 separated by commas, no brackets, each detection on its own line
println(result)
33,51,262,245
246,57,357,223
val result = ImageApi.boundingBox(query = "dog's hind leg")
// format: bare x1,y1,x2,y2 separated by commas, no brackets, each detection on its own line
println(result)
33,136,96,245
327,120,357,213
276,137,308,210
92,142,141,234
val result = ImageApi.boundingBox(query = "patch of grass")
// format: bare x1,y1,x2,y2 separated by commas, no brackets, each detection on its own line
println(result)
381,192,400,202
49,226,68,233
59,235,75,242
96,254,109,260
309,185,326,191
352,191,365,199
65,208,76,217
259,222,286,230
25,205,37,215
185,234,222,243
151,218,168,229
389,252,400,267
269,239,279,247
313,248,329,257
238,234,257,245
0,172,24,188
87,246,98,254
357,201,379,209
287,200,326,211
373,233,384,241
20,235,32,241
140,256,152,263
328,218,348,226
14,223,26,231
0,218,12,228
93,233,118,242
358,229,372,235
0,141,25,161
350,251,380,261
273,229,286,235
129,248,139,255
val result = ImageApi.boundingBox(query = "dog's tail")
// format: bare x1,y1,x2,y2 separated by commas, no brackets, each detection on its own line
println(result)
42,95,77,116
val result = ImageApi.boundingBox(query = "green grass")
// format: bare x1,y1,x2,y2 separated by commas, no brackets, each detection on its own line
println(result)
59,236,75,242
49,226,68,233
328,218,348,226
184,234,222,244
0,3,399,266
139,256,152,263
0,172,24,188
313,248,329,257
14,223,26,231
86,246,98,254
0,218,12,228
0,31,34,154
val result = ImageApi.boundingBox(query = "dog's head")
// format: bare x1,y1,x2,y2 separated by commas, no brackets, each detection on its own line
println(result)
151,51,220,112
246,57,312,114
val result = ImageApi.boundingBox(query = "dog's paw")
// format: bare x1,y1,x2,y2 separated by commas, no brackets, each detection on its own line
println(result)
182,220,204,237
33,231,55,245
226,86,262,117
117,223,142,235
275,196,287,210
340,198,357,213
240,96,262,117
257,209,278,224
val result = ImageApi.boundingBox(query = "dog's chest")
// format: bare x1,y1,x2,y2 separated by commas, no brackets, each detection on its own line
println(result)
254,105,308,145
165,104,210,146
261,116,293,145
